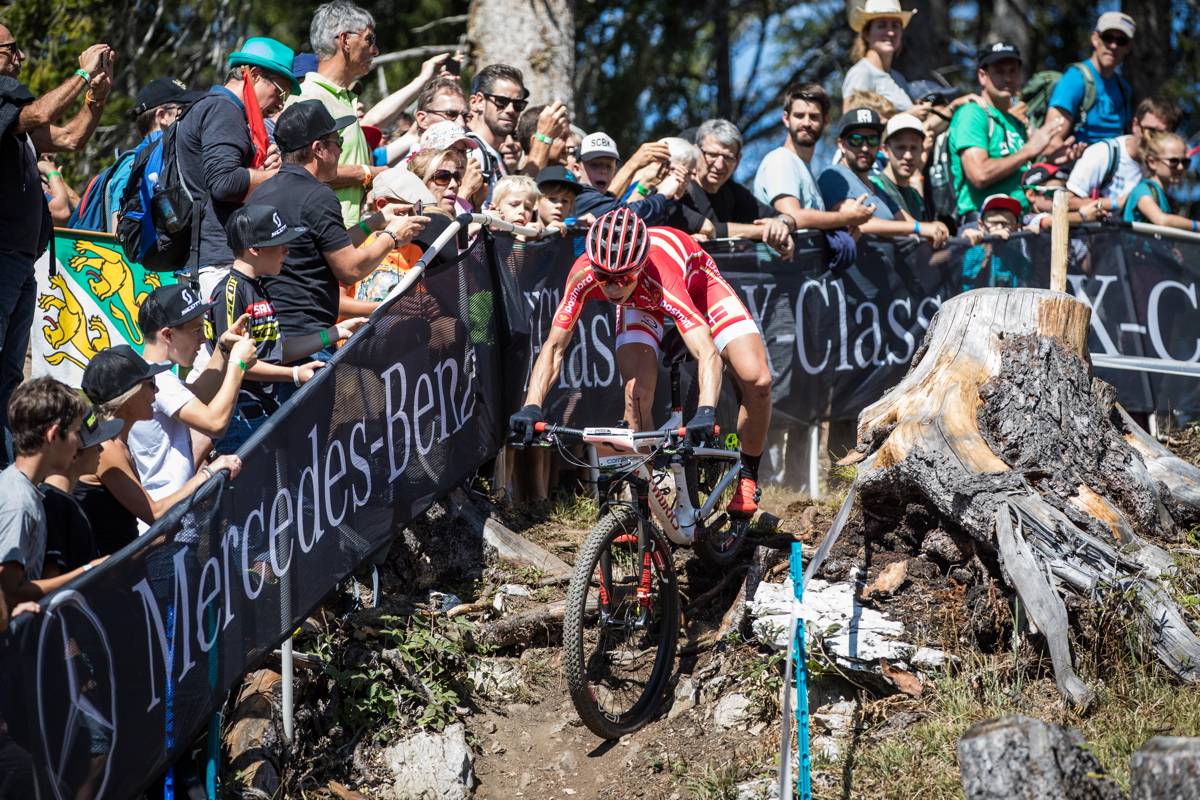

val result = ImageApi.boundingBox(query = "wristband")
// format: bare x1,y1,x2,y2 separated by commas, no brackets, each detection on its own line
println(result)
358,219,372,236
74,68,90,83
217,339,230,355
236,359,248,372
913,220,920,235
381,229,401,249
46,171,62,180
362,165,373,186
1194,220,1198,233
635,183,650,196
83,563,93,572
86,91,105,108
293,365,301,386
319,328,331,348
533,132,554,145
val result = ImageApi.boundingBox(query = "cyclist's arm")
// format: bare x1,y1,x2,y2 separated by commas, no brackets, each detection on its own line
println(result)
680,325,722,408
523,324,575,408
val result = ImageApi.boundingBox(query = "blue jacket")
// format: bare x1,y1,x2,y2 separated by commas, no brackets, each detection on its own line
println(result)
572,183,675,225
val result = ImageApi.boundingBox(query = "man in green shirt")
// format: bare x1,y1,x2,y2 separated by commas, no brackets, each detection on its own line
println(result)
948,42,1061,222
290,1,387,225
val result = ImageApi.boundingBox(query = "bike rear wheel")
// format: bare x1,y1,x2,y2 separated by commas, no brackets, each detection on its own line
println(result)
563,506,679,739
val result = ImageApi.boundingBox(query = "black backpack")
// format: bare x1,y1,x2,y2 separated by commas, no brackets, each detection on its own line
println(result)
116,98,209,281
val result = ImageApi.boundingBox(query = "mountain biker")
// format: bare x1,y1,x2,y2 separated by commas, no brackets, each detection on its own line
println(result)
509,208,773,517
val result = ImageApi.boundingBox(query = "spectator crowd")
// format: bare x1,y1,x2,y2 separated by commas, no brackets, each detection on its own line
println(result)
1,0,1198,628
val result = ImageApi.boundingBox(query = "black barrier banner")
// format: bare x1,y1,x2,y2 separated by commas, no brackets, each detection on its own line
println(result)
1,237,506,800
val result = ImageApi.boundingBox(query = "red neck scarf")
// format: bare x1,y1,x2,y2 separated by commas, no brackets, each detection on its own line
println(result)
242,67,271,168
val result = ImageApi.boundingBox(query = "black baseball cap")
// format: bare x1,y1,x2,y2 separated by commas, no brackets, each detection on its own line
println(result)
227,204,309,250
274,99,355,154
132,78,200,116
978,41,1022,69
77,404,124,449
839,108,886,137
149,283,217,328
81,345,172,405
536,166,583,195
1022,163,1062,188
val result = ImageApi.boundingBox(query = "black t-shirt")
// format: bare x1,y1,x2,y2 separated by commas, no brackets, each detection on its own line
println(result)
686,180,772,238
207,270,285,412
0,77,50,257
250,164,352,338
39,484,97,573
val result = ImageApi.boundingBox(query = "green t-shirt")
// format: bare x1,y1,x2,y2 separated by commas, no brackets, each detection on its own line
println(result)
870,173,925,221
289,73,371,226
948,103,1030,216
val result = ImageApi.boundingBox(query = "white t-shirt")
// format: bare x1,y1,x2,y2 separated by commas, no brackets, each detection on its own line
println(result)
754,147,825,212
842,59,913,112
1066,135,1144,203
128,368,195,533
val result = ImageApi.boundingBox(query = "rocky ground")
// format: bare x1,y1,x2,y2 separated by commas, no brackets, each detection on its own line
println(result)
223,425,1200,799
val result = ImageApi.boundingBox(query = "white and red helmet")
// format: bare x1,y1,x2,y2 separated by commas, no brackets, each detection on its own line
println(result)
586,209,650,277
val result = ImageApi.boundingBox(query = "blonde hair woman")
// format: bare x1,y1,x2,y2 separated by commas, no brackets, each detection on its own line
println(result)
842,0,918,115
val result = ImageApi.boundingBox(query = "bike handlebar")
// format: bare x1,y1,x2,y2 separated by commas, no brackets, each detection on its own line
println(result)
531,421,719,440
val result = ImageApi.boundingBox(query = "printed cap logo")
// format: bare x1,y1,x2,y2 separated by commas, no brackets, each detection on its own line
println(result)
857,109,872,123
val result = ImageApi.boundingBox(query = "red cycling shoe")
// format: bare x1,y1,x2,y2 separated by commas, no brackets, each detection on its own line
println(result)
726,477,760,518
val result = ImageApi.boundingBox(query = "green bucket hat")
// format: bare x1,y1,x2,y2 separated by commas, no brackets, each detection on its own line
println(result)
229,38,302,94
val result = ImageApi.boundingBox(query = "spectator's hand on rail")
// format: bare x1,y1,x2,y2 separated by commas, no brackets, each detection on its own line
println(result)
296,361,325,384
918,221,950,249
695,217,717,240
755,216,793,258
387,214,429,246
210,455,243,480
336,317,369,340
963,227,985,245
12,601,41,619
841,194,874,227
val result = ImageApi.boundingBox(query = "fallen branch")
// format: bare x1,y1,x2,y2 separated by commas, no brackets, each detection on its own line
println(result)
381,649,437,707
472,601,568,650
716,546,781,641
683,565,748,617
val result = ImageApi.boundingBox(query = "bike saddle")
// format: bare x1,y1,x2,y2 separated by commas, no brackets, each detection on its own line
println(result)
659,326,694,368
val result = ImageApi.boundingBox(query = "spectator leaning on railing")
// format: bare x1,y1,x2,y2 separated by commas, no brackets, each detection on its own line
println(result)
0,27,112,469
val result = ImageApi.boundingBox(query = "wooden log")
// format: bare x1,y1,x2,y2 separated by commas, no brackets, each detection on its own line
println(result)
846,288,1200,697
957,715,1124,800
1050,189,1070,293
1129,737,1200,800
445,488,573,582
224,668,285,797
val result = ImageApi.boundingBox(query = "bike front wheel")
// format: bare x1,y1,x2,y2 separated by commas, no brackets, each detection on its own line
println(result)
563,506,679,739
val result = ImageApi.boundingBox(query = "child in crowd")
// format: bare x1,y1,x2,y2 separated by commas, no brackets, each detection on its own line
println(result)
1021,163,1104,231
0,378,105,609
535,166,587,231
961,194,1034,292
208,205,370,453
41,407,124,578
488,174,540,228
1124,130,1199,231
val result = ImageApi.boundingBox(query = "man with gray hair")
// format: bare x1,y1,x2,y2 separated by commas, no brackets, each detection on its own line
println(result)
289,0,385,225
688,118,793,257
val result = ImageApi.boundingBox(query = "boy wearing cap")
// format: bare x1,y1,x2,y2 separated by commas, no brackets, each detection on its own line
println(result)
1042,12,1135,152
572,132,678,225
949,43,1067,224
535,166,586,230
871,113,928,221
1021,163,1104,231
961,194,1034,292
128,284,259,520
209,205,369,452
0,378,105,608
40,406,123,578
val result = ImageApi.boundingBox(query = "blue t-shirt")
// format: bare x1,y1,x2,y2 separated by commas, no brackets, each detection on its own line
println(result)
816,163,896,220
1047,61,1130,145
1123,179,1171,223
104,150,139,232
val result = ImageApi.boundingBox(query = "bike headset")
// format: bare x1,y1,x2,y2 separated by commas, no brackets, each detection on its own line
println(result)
586,208,650,284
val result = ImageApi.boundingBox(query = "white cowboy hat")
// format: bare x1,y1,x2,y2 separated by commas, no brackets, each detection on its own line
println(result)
849,0,916,32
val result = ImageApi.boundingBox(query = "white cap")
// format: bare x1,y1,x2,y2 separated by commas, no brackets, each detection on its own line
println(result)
372,167,438,206
580,132,620,162
1096,11,1135,38
883,113,925,141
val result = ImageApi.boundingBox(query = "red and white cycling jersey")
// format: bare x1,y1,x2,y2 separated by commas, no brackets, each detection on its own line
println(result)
551,227,760,353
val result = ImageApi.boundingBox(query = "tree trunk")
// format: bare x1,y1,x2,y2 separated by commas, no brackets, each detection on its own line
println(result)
957,716,1125,800
989,0,1030,73
467,0,576,114
842,288,1200,705
894,0,953,84
1129,737,1200,800
1125,0,1173,102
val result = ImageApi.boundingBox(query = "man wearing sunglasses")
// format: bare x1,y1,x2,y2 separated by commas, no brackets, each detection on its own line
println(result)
818,108,949,247
510,209,773,517
290,1,386,226
468,64,529,185
1041,12,1135,153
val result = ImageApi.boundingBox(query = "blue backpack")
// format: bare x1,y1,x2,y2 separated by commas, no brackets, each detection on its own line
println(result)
115,129,173,265
66,148,136,232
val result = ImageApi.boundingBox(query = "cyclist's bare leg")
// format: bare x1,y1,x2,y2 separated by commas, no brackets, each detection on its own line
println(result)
617,342,658,431
720,333,773,457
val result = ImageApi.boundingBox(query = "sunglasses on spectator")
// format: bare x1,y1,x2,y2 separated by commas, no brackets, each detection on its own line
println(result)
430,170,463,186
1153,157,1188,170
319,134,344,149
593,270,639,287
343,31,377,46
482,92,528,113
1100,32,1131,47
428,108,471,123
0,41,19,54
843,133,881,147
700,149,738,165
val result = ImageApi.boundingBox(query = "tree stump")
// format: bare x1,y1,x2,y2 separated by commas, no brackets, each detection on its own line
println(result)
957,715,1125,800
1129,737,1200,800
842,288,1200,706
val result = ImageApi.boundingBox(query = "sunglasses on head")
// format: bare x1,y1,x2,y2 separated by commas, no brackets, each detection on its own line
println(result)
592,270,638,287
844,133,881,147
430,169,463,186
482,92,528,113
1100,32,1131,47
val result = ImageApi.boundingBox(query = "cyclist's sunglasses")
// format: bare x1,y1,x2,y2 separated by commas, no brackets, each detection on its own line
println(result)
843,133,881,147
593,270,639,287
430,170,463,186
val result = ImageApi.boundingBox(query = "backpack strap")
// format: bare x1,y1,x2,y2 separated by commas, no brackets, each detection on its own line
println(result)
188,189,210,293
1098,139,1120,194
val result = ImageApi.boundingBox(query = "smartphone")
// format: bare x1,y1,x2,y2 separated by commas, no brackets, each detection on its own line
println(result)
445,57,460,77
415,200,423,216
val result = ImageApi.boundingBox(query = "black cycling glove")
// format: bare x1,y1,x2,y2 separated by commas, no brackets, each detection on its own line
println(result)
510,404,545,446
684,405,716,446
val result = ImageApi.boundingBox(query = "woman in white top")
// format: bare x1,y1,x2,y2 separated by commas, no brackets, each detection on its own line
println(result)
841,0,920,115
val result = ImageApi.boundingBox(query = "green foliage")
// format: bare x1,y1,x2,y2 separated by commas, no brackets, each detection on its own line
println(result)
734,646,784,720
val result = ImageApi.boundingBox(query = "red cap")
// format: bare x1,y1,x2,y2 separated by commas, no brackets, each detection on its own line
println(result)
361,125,384,151
980,193,1023,217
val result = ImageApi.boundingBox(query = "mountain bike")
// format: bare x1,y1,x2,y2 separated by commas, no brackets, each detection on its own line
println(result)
524,354,747,739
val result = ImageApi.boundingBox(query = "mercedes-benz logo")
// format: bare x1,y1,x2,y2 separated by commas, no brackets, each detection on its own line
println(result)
36,590,117,800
